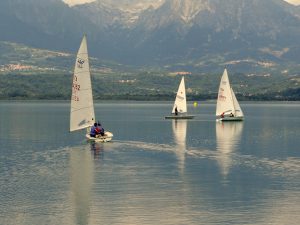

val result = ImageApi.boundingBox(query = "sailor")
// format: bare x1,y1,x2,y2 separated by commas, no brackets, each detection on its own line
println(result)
175,106,178,116
97,122,105,136
90,123,98,137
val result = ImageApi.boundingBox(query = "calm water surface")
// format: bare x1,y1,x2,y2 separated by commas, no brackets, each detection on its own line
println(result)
0,101,300,225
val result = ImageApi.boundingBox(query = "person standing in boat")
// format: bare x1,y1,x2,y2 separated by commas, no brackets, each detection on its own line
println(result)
175,106,178,116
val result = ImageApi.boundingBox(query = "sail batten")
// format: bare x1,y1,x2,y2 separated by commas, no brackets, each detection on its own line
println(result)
71,106,94,113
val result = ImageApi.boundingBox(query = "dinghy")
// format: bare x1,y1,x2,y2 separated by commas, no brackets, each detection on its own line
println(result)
70,35,113,142
165,76,194,119
216,69,244,121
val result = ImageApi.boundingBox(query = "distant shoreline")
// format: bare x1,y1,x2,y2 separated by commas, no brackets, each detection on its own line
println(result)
1,99,300,103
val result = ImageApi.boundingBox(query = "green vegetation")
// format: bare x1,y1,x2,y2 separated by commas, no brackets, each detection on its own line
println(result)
0,41,299,101
0,70,299,101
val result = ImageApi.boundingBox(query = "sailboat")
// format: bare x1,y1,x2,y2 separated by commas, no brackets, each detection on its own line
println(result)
216,69,244,121
165,76,194,119
70,35,113,142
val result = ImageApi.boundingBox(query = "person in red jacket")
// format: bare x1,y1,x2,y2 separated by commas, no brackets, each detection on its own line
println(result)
96,122,105,136
90,123,99,137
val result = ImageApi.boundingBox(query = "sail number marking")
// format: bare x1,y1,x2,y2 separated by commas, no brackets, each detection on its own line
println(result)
72,83,80,91
218,94,226,101
72,75,80,101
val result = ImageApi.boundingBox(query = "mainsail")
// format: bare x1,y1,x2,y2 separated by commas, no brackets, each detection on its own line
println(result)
172,77,187,114
70,35,95,132
216,69,235,116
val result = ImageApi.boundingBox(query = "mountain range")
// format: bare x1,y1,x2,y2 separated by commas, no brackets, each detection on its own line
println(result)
1,0,300,71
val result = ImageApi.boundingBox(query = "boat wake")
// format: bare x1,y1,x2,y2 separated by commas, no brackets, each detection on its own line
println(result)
111,140,300,178
114,140,178,153
24,141,300,180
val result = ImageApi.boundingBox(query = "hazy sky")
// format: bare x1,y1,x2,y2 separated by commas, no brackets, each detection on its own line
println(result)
63,0,300,6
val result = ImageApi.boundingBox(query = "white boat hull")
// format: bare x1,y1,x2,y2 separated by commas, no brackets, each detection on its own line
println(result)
165,115,194,119
86,131,113,142
216,116,244,122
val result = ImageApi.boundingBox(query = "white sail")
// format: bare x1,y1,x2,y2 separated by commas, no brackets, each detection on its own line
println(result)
172,76,187,114
231,88,244,117
70,35,95,132
216,69,235,116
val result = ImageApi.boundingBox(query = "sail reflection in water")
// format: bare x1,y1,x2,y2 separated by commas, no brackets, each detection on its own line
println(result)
172,119,187,172
90,142,104,160
69,146,94,225
216,122,243,177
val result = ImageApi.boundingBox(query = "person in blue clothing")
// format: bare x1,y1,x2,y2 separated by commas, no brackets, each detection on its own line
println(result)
97,122,105,136
90,123,99,137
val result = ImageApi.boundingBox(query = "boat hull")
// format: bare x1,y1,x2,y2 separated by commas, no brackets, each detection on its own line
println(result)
165,115,195,119
216,116,244,122
86,131,113,142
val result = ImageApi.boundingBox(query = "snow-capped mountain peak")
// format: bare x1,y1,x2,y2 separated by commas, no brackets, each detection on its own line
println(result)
168,0,212,23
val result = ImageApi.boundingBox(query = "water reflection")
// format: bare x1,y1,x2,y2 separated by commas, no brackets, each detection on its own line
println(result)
216,122,243,177
261,190,300,224
90,142,104,160
172,119,187,172
69,146,94,225
4,103,40,141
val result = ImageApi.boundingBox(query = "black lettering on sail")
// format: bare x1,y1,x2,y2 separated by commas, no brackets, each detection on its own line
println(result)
77,58,85,68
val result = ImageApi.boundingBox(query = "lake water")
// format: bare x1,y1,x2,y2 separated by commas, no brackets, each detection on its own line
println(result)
0,101,300,225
